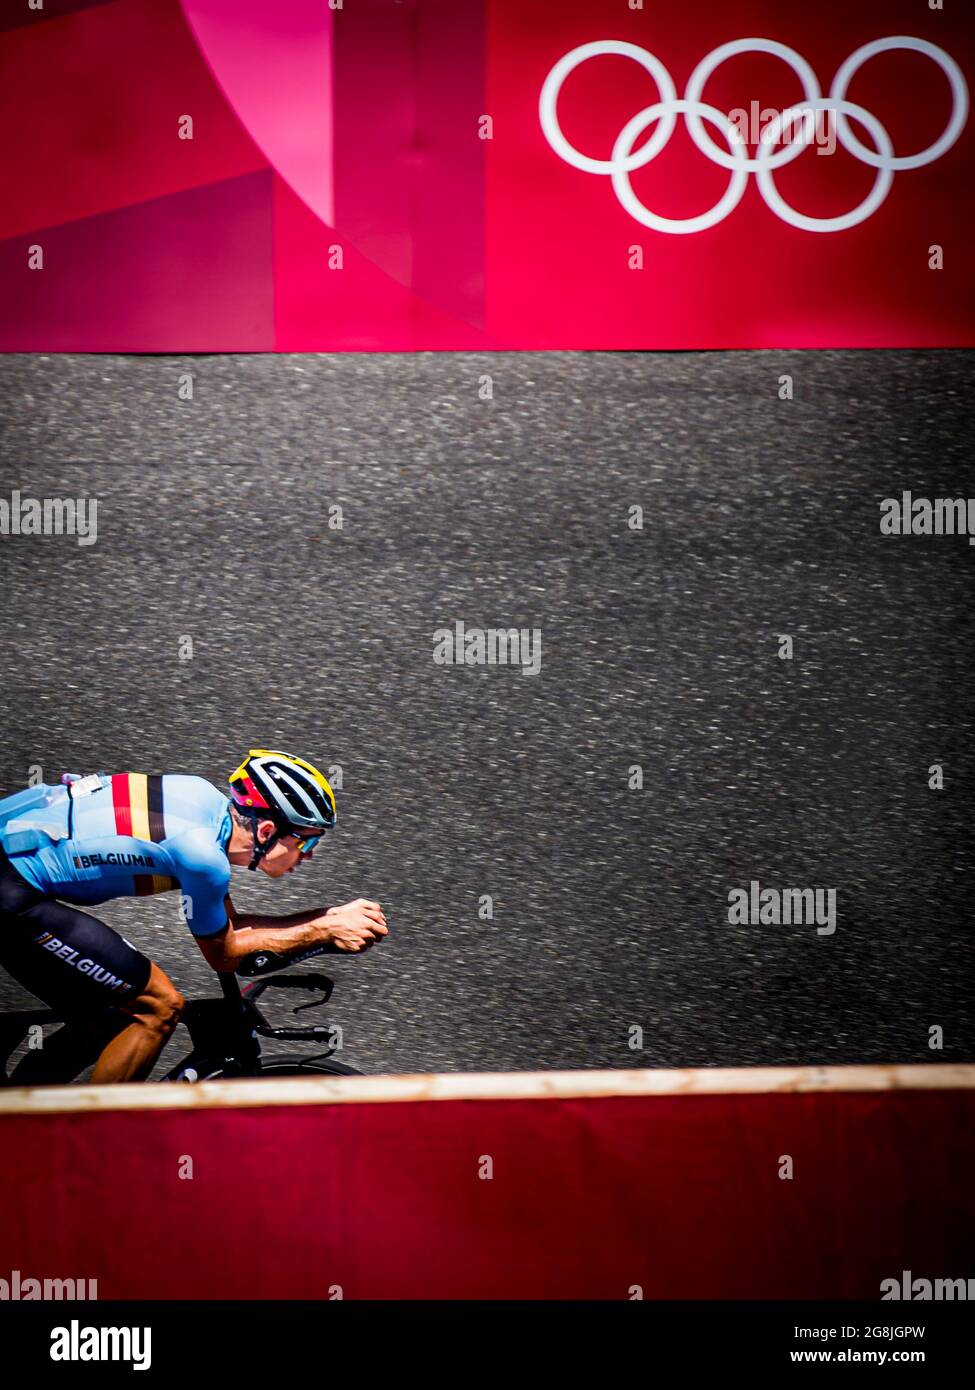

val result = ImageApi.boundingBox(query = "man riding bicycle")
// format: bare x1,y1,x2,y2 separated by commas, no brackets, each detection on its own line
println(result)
0,749,387,1084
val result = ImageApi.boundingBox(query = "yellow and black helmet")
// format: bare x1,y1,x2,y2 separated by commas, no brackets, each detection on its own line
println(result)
229,749,337,834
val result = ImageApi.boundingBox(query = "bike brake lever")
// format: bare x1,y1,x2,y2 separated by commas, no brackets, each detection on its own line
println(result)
293,991,328,1015
290,978,332,1023
248,973,335,1010
288,972,333,1013
278,972,333,992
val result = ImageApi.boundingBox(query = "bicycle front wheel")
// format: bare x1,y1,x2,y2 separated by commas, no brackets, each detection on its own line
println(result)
256,1057,363,1077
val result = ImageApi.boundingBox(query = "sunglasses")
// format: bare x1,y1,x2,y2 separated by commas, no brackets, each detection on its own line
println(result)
289,828,325,855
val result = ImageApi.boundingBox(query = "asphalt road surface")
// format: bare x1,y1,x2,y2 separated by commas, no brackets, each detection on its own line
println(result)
0,350,973,1076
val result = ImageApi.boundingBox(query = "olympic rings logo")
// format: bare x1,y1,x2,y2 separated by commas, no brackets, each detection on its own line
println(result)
539,37,969,233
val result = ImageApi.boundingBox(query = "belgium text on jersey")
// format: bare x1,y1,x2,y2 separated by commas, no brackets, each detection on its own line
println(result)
33,932,136,993
73,851,157,869
50,1322,150,1371
0,490,98,546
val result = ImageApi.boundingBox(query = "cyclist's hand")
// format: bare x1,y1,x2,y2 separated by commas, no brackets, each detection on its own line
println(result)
320,900,388,952
326,899,386,927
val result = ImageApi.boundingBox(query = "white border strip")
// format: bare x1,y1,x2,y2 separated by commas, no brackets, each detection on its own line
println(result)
0,1065,972,1116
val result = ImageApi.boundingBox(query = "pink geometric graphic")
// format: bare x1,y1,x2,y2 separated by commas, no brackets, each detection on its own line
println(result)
0,172,274,352
179,0,335,229
0,0,267,242
272,174,494,352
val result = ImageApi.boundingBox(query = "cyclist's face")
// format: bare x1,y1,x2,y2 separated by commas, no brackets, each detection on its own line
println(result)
256,828,311,877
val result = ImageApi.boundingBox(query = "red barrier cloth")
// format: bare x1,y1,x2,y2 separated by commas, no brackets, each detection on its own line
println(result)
0,1090,972,1299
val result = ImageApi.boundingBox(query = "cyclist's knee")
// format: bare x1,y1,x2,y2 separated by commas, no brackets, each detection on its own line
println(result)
123,965,185,1036
153,987,185,1036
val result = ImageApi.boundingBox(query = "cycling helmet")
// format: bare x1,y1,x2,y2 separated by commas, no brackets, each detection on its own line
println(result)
229,749,336,869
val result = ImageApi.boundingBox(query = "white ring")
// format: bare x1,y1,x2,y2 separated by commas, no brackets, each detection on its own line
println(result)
755,99,894,232
611,99,750,234
539,40,678,176
830,37,969,170
684,38,822,171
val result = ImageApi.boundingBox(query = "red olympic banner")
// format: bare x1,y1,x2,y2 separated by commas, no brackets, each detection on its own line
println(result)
0,0,972,350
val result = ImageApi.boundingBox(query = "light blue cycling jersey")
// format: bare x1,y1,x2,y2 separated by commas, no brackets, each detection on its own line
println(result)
0,773,233,937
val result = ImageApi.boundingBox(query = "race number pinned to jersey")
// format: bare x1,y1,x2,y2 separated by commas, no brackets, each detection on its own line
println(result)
66,774,106,798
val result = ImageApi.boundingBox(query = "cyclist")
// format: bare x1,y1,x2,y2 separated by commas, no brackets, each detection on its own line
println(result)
0,749,387,1084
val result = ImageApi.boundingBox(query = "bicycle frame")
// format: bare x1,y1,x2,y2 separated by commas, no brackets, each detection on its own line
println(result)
0,969,343,1085
163,970,341,1080
0,1008,59,1082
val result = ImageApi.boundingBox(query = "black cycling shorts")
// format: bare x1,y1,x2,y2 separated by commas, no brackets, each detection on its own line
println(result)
0,847,152,1018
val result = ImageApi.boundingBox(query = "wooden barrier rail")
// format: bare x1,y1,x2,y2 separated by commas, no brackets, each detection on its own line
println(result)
1,1063,972,1114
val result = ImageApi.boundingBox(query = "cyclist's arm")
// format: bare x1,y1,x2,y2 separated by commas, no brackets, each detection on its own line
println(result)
194,898,332,972
195,896,386,971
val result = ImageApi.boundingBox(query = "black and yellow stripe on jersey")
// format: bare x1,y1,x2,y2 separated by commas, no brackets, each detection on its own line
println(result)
110,773,179,896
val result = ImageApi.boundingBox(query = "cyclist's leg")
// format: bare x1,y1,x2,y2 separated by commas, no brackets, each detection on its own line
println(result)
90,963,185,1083
0,882,184,1083
8,1013,128,1085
